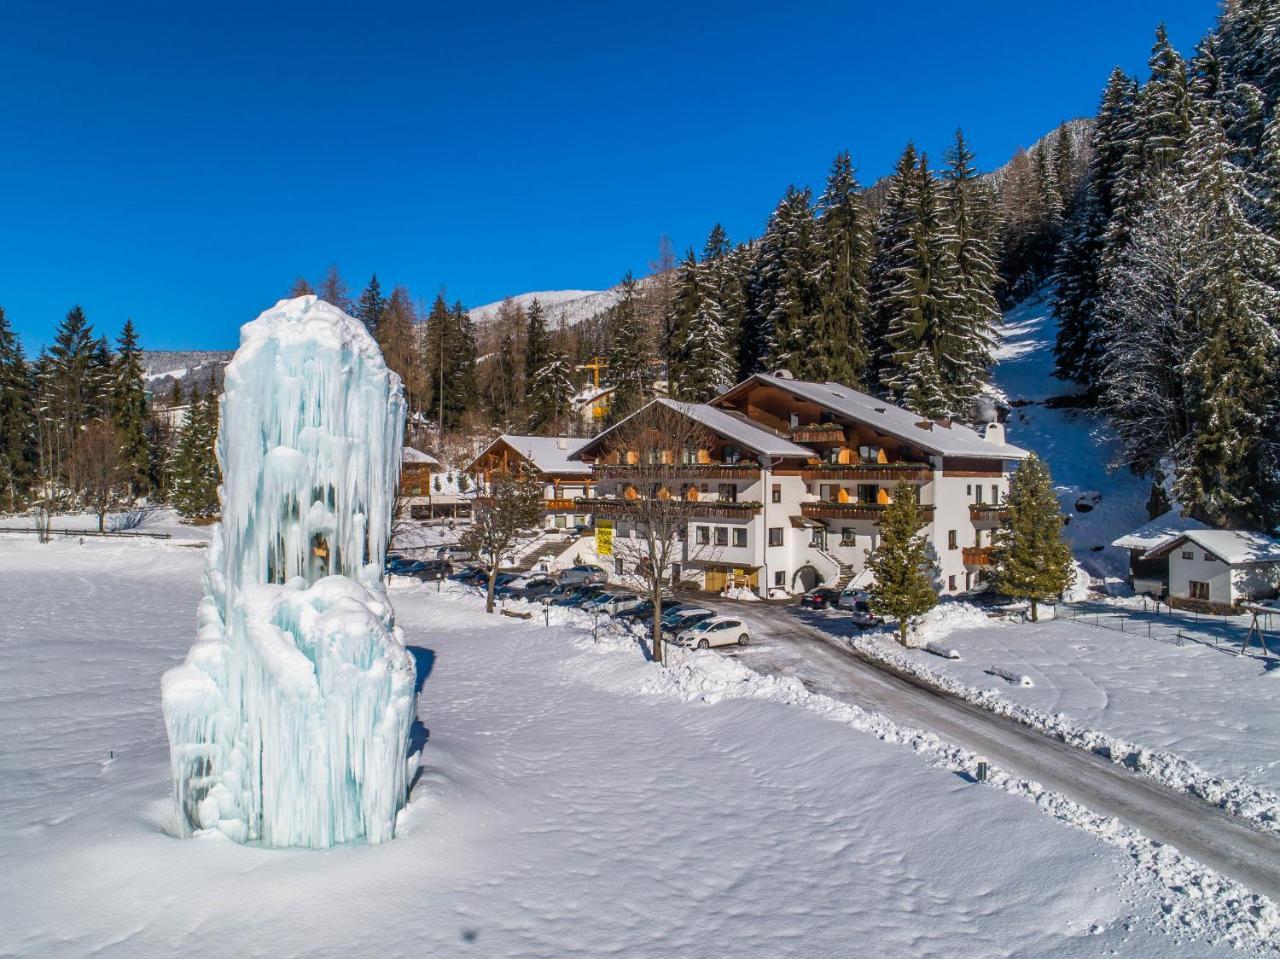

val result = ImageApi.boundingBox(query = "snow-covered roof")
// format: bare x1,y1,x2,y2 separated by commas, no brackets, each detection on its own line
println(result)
1150,529,1280,565
469,435,593,476
572,398,813,461
1111,509,1210,552
720,374,1029,461
401,447,439,466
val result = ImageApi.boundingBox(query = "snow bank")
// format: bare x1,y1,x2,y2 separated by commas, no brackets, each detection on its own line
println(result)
162,296,416,848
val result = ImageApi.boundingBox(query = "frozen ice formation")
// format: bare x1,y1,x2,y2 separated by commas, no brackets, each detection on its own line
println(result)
162,296,415,847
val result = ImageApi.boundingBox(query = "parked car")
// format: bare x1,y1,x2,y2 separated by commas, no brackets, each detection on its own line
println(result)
846,599,884,629
595,592,643,616
615,600,655,622
836,588,872,610
436,545,474,562
801,587,842,610
659,603,701,629
675,616,751,649
499,575,558,600
661,607,716,639
572,585,610,608
410,559,451,581
570,524,593,536
557,564,609,586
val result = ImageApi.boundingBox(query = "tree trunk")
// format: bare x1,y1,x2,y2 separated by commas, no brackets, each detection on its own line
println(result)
98,508,106,533
1030,598,1039,622
486,567,497,614
898,620,908,646
651,589,664,665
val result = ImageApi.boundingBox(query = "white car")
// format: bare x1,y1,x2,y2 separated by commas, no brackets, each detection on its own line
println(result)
675,616,751,649
436,545,474,562
600,593,644,616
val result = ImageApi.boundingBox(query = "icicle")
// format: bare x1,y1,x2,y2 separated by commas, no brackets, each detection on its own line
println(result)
162,296,414,848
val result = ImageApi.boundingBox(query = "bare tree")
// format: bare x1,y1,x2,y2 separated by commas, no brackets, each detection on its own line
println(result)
388,487,416,553
73,419,130,532
460,472,544,613
594,402,718,665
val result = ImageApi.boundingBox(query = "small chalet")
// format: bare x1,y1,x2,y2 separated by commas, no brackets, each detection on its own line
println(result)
1142,529,1280,607
465,434,594,530
400,447,441,496
1111,510,1211,597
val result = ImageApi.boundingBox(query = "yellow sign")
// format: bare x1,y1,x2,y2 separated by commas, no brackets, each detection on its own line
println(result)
595,520,614,557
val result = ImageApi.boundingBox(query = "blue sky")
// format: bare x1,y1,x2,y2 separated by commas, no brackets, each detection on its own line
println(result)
1,1,1217,352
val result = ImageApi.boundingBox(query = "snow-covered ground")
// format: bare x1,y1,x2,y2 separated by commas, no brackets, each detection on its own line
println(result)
793,601,1280,830
993,287,1149,579
4,537,1272,956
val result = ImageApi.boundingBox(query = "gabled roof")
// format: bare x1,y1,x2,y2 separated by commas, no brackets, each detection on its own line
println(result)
1146,529,1280,565
466,434,593,477
1111,509,1209,552
572,398,813,461
401,447,440,466
716,373,1030,460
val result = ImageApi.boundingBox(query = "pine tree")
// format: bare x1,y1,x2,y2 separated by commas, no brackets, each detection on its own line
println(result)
814,151,872,385
1172,110,1280,528
376,286,426,413
170,392,220,517
606,273,653,424
524,298,551,387
666,249,701,396
940,130,1000,408
355,274,386,335
866,482,937,644
110,320,151,497
759,186,822,376
875,149,963,415
43,306,111,497
0,306,34,510
526,349,576,434
991,454,1074,622
423,294,477,432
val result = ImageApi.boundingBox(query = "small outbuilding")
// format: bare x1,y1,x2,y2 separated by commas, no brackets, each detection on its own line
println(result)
1111,510,1210,597
1143,529,1280,607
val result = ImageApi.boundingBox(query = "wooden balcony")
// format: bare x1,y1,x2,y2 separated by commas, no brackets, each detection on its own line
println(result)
591,462,761,480
790,425,846,444
801,462,932,483
800,501,935,522
582,497,761,520
962,546,996,567
969,504,1010,525
545,499,579,511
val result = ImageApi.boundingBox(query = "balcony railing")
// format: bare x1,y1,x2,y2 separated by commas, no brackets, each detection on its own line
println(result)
545,499,580,511
581,497,762,520
800,501,935,522
591,461,761,479
962,546,996,567
790,425,846,444
801,462,932,483
969,504,1010,524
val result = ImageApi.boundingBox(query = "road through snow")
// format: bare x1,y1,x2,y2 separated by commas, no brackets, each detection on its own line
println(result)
704,598,1280,903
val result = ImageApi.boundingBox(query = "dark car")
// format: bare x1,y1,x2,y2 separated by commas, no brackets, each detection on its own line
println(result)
800,587,842,610
498,575,558,599
410,559,451,582
450,565,489,584
615,599,655,622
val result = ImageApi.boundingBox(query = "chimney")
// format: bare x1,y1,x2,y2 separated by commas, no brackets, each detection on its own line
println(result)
984,422,1005,445
556,436,568,450
915,420,934,431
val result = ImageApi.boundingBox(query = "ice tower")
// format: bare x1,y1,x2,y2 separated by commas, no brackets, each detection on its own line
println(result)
162,296,416,847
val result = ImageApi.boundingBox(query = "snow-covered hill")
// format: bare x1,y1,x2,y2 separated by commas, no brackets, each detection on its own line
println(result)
990,287,1148,582
468,288,615,329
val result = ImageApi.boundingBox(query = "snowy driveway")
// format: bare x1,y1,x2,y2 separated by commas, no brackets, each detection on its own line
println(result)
700,597,1280,905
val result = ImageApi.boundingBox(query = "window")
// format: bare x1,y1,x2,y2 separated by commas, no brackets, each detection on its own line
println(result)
975,485,985,504
555,514,567,529
1203,553,1216,563
774,570,786,587
768,527,784,547
718,483,737,503
948,575,956,591
723,445,741,464
575,515,587,526
810,529,824,547
841,529,856,546
789,412,800,428
771,483,782,504
948,530,958,550
966,484,972,496
857,484,878,504
733,528,747,548
1181,550,1194,560
714,527,728,547
991,485,999,504
696,525,710,545
1190,580,1210,601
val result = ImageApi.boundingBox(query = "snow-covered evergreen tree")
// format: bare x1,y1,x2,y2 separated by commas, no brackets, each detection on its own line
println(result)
606,273,654,424
813,151,872,386
110,320,151,497
355,274,386,335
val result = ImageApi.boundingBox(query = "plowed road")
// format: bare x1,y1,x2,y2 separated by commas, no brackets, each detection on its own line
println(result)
703,598,1280,901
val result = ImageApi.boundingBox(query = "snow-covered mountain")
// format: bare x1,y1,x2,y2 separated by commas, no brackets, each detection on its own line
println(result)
140,350,233,396
468,274,662,330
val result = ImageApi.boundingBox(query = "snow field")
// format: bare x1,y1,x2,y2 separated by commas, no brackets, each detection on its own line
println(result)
1,537,1267,956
